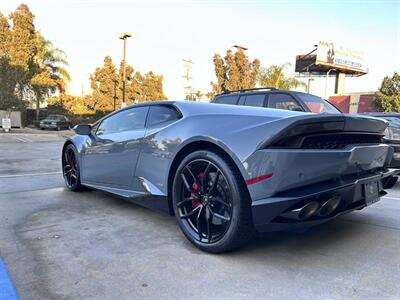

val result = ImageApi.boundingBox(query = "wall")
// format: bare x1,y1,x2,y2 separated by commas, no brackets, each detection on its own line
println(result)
328,92,378,113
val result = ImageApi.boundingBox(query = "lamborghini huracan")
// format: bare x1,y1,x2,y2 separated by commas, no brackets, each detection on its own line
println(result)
62,101,398,252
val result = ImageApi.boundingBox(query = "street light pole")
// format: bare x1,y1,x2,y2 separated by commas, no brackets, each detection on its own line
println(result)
113,79,118,111
119,32,132,108
324,69,334,99
307,78,314,93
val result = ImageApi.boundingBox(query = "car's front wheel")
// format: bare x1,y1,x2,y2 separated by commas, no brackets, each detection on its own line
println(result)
62,144,84,191
172,150,254,253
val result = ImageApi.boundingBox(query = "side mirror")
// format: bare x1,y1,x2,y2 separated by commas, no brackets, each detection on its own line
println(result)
73,124,92,135
288,105,303,112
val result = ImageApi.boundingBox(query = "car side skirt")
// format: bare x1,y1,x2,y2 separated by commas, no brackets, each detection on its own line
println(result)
81,182,170,214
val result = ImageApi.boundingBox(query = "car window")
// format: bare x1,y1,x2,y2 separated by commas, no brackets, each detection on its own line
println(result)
238,96,246,105
147,106,179,127
96,107,149,136
296,93,340,113
268,93,301,111
213,95,238,105
244,94,265,107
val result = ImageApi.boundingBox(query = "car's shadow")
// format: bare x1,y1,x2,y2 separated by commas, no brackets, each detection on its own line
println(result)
81,189,373,259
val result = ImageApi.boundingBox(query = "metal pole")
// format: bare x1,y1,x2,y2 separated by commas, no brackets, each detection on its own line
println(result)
113,80,118,111
122,38,127,107
307,78,314,93
324,69,333,99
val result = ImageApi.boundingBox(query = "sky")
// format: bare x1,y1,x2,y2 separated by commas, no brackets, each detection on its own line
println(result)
1,0,399,99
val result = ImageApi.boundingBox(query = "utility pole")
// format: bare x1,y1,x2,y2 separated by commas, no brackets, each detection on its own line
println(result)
113,79,118,111
119,32,132,108
182,59,194,100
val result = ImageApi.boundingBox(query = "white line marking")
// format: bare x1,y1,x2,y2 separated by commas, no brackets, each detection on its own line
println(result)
0,172,62,178
20,136,33,142
10,136,33,143
13,137,27,143
382,196,400,201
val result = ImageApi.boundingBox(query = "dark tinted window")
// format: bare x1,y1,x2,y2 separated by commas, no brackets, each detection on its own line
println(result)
47,115,61,120
214,95,238,105
268,93,301,111
147,106,178,127
238,96,246,105
244,94,265,107
97,107,148,136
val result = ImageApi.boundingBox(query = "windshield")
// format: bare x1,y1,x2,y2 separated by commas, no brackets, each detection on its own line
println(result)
296,93,340,113
46,115,62,120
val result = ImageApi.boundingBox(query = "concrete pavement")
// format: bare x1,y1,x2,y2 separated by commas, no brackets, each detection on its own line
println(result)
0,133,399,300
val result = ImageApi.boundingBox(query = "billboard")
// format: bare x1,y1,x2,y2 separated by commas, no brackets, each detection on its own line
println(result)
315,41,367,73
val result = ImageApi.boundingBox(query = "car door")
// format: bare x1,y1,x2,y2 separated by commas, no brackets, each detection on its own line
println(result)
81,106,149,188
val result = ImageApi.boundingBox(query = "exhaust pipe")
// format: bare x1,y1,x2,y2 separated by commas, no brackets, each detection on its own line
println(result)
281,201,320,221
382,176,397,189
317,194,341,217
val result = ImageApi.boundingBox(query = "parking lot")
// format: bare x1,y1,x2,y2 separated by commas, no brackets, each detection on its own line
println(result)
0,132,399,300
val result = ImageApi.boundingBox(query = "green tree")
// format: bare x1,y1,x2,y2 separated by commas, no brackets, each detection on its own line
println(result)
87,56,167,113
194,90,204,101
0,4,70,119
131,71,167,102
89,56,119,112
0,12,19,109
48,95,94,116
31,37,70,119
210,54,226,94
122,63,167,103
210,48,260,95
373,72,400,112
257,63,306,90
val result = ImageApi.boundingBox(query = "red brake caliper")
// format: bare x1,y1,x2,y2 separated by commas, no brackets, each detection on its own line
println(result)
191,172,204,208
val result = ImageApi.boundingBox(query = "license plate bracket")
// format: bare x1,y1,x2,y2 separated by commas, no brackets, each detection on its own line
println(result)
363,180,380,206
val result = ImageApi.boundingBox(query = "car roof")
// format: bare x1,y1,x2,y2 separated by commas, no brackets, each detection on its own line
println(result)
365,112,400,118
213,89,325,102
122,100,304,118
173,100,305,118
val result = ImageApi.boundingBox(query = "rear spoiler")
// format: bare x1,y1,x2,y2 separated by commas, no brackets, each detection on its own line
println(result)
258,114,388,150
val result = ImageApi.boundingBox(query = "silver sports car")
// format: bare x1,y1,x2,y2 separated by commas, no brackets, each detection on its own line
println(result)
62,101,398,253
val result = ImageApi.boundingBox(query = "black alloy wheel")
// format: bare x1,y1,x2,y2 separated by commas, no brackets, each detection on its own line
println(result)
62,144,84,191
173,150,253,253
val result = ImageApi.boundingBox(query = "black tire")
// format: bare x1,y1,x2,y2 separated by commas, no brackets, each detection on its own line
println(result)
62,144,85,192
172,149,254,253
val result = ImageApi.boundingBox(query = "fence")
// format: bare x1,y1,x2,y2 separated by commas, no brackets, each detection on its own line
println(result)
0,111,22,128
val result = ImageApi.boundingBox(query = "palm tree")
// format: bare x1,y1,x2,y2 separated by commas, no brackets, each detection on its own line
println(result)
257,63,306,91
31,36,70,120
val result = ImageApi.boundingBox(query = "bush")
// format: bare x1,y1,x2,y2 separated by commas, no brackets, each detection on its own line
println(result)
373,72,400,112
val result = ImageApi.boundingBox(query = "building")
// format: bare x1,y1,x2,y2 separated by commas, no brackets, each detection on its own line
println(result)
328,92,378,113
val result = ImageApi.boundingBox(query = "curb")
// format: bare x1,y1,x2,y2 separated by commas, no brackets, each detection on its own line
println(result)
0,258,19,300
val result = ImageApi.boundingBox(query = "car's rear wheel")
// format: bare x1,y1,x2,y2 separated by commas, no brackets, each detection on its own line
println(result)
172,150,254,253
62,144,84,191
